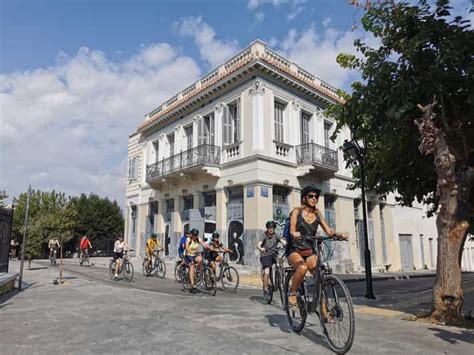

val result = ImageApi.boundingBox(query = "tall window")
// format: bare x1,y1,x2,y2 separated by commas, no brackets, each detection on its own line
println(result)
184,126,193,150
223,100,241,145
128,157,138,180
324,122,332,148
274,101,285,142
168,134,175,157
324,195,336,229
301,111,311,144
131,205,137,234
183,195,193,210
198,113,215,145
204,192,216,207
152,141,159,162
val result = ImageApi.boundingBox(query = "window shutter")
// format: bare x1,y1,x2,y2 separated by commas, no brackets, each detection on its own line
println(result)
128,159,132,179
209,113,215,145
223,105,230,145
198,118,203,145
235,99,241,142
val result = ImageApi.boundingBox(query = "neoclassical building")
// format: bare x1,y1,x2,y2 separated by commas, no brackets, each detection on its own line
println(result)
125,40,442,271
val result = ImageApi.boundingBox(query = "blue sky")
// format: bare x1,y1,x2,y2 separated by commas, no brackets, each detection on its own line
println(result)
1,0,472,207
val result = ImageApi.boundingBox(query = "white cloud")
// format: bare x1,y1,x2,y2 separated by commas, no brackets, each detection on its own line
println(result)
254,11,265,23
0,44,201,207
273,23,378,89
176,16,240,68
247,0,303,10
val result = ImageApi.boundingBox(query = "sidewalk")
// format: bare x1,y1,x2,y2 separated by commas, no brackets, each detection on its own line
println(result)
59,256,447,288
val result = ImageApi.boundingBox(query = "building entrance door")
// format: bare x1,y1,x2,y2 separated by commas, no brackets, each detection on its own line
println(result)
399,234,414,271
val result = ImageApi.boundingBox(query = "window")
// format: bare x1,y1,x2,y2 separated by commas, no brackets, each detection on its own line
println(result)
301,111,311,145
131,205,137,234
166,199,175,213
273,186,289,204
324,195,336,229
183,195,193,210
152,141,159,162
224,100,241,145
198,113,215,145
184,126,193,151
204,192,216,207
324,122,332,148
128,157,138,180
168,134,175,157
274,101,285,142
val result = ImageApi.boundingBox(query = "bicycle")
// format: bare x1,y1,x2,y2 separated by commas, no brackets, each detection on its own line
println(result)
211,251,239,293
80,250,90,267
284,235,354,354
142,250,166,278
50,249,58,267
180,255,216,296
262,247,286,306
109,250,134,283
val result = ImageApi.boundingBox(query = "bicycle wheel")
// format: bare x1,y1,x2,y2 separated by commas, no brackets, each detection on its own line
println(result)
155,259,166,279
142,260,152,276
319,274,355,354
284,270,307,333
181,265,192,290
221,266,239,293
276,269,285,307
263,267,273,304
123,261,134,283
175,262,182,282
203,267,217,296
109,260,116,280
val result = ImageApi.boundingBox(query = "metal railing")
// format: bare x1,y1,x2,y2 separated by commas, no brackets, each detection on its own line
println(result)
295,143,338,170
146,144,221,181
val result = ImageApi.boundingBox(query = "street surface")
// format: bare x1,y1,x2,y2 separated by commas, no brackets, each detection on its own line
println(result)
0,260,473,354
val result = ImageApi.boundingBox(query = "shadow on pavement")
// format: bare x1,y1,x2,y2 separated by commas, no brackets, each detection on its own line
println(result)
28,267,48,271
264,313,292,333
427,327,474,345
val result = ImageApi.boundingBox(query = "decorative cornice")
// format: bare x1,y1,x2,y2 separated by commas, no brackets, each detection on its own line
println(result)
249,80,265,96
137,40,344,134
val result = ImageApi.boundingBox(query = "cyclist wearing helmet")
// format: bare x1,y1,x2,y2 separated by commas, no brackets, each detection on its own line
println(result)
185,229,211,293
145,233,162,271
208,232,232,273
287,185,346,311
257,220,286,298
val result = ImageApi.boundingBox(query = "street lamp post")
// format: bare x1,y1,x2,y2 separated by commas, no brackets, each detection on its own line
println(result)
342,139,376,299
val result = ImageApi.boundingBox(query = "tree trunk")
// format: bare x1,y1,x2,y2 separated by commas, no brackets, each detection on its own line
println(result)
415,101,470,323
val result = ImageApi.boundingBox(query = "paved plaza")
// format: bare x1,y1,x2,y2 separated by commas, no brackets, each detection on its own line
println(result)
0,259,473,354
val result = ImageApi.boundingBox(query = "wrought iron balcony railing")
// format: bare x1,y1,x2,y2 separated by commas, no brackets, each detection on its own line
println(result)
147,144,220,182
295,143,338,170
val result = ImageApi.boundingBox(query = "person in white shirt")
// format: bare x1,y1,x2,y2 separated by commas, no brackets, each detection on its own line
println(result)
113,236,130,279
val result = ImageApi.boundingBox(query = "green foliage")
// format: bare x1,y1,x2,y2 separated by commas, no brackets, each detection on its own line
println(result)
327,0,474,219
13,190,78,259
70,193,124,251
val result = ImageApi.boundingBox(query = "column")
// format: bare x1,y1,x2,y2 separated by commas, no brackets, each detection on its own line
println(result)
250,80,265,152
172,196,184,257
137,203,148,257
123,205,130,242
157,199,166,247
335,197,357,272
371,203,383,267
288,188,301,210
216,188,228,247
383,204,399,271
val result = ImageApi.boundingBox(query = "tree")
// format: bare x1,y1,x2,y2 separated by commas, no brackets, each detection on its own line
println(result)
70,193,124,254
328,0,473,323
13,190,77,268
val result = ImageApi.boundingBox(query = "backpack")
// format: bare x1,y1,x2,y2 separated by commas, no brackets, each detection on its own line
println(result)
178,235,187,255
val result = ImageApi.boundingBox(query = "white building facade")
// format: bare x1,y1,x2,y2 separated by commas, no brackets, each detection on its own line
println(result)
125,40,449,272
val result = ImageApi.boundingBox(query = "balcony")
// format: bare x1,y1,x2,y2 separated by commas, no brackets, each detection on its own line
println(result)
182,209,204,221
147,144,220,182
295,143,338,176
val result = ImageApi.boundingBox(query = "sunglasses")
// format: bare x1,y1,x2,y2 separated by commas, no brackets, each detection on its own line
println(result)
306,194,319,199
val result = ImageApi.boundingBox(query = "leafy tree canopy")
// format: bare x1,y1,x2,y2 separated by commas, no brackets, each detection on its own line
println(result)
328,0,473,224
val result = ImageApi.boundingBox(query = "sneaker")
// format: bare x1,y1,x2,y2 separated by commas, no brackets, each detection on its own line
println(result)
114,274,118,279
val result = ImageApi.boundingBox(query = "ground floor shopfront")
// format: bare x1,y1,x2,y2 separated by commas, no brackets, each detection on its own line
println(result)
125,160,430,271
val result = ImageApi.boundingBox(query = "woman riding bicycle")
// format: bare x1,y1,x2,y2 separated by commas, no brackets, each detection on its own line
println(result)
287,185,347,311
208,232,232,273
184,228,211,293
